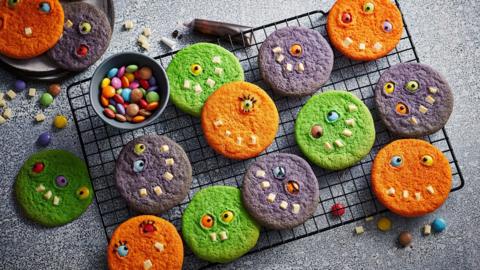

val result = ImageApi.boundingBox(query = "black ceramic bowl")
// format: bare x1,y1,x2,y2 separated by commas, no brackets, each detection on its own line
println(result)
90,52,169,129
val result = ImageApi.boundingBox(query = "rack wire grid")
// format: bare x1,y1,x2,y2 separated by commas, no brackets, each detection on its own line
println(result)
67,4,464,269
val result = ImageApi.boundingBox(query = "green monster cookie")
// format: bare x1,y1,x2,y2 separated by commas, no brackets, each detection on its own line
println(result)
295,91,375,170
167,43,244,117
15,150,93,227
182,186,260,263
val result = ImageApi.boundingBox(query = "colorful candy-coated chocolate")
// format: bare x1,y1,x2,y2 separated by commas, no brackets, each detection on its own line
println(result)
398,231,412,247
121,88,132,102
132,115,145,123
139,99,148,109
14,80,26,92
126,65,138,73
139,109,152,117
117,66,126,78
111,77,122,89
138,66,152,80
331,203,346,217
148,76,156,86
431,218,446,233
115,114,127,122
48,84,62,97
130,81,140,89
107,68,118,78
121,76,130,88
116,89,123,95
113,94,124,104
109,98,117,106
100,96,109,107
148,86,158,92
103,108,116,118
37,132,51,146
101,78,111,88
116,103,126,115
53,115,68,129
102,85,116,98
125,73,135,82
108,105,117,113
140,88,146,96
139,79,150,89
146,91,159,103
126,104,139,116
130,88,143,103
146,102,159,111
40,93,54,107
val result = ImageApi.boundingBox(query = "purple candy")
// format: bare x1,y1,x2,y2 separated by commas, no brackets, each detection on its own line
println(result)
118,66,126,78
147,86,158,92
37,132,52,146
109,98,117,106
14,80,26,92
111,77,122,89
116,103,126,115
129,81,140,89
148,76,157,86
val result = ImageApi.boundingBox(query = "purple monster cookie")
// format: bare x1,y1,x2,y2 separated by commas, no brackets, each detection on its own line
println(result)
258,26,334,96
115,135,192,214
242,153,319,230
375,63,454,137
47,2,112,71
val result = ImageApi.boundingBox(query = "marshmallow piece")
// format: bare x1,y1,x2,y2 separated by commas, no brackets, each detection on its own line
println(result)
402,190,409,199
419,105,428,114
250,135,257,145
334,139,345,148
214,67,224,75
65,20,74,28
296,62,305,73
154,242,164,252
345,118,355,126
426,95,435,105
44,190,52,200
53,196,60,206
6,90,16,100
206,78,216,88
260,181,270,190
267,193,276,203
225,130,231,137
272,47,282,53
275,54,285,63
409,117,418,125
28,88,36,97
343,37,353,47
219,231,228,241
193,84,202,94
153,186,162,196
124,20,134,30
348,104,358,112
143,259,153,270
165,158,174,166
426,185,435,194
213,119,223,127
24,27,33,37
138,35,148,44
212,56,222,64
139,188,148,197
415,192,422,201
279,201,288,210
160,145,169,152
36,184,46,192
428,87,439,94
3,108,12,119
355,226,365,234
0,100,5,108
163,172,174,181
292,203,301,214
359,43,366,50
143,28,152,37
0,116,5,125
35,113,46,122
236,137,243,145
342,129,352,137
324,142,333,150
423,224,432,235
183,79,191,89
373,42,383,51
285,63,293,72
255,170,266,178
386,187,395,196
209,232,217,241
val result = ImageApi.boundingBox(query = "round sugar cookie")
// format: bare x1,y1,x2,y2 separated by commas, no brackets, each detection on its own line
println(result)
258,26,334,96
114,135,192,214
0,0,64,59
327,0,403,61
167,43,244,117
107,215,183,270
371,139,452,217
295,91,375,170
201,81,279,160
182,186,260,263
375,63,454,137
15,150,93,227
242,153,319,230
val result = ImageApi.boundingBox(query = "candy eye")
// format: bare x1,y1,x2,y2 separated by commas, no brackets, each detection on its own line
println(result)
239,95,257,113
32,162,45,173
390,155,403,167
76,187,90,200
115,241,128,257
79,22,92,35
7,0,20,8
55,176,68,187
289,44,303,57
133,160,145,173
405,80,420,92
272,166,286,180
38,2,50,13
140,220,156,233
395,102,409,115
421,155,434,166
363,2,375,13
285,181,300,195
326,110,340,123
201,214,214,229
220,210,234,223
382,21,393,33
76,45,89,57
190,64,203,76
311,125,323,138
384,82,395,94
134,143,146,155
341,12,352,24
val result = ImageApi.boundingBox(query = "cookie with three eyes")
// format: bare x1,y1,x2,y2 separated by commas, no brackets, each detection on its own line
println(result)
201,81,279,160
371,139,452,217
182,186,260,263
107,215,184,270
166,43,245,117
258,26,334,96
0,0,64,59
375,63,454,137
114,135,192,214
15,150,93,227
242,153,319,230
47,2,112,71
327,0,403,61
295,91,375,170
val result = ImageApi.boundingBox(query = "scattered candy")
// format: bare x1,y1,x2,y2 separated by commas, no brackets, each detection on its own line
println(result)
2,108,12,119
355,226,365,235
6,90,17,100
431,218,446,233
376,217,392,232
0,115,5,125
53,115,68,129
143,27,152,37
28,88,37,97
14,80,26,92
48,84,62,97
37,132,52,146
423,224,432,236
0,99,5,108
124,20,134,30
35,113,46,122
365,216,374,222
40,93,54,107
331,203,346,217
398,231,412,247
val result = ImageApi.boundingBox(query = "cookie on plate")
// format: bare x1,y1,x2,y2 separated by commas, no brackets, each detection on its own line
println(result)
375,63,454,137
295,91,375,170
371,139,452,217
107,215,183,270
0,0,64,59
201,81,279,160
167,43,244,117
15,150,93,227
242,153,319,230
258,26,334,96
327,0,403,61
47,2,112,71
114,135,192,214
182,186,260,263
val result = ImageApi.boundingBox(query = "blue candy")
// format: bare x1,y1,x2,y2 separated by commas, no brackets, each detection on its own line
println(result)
431,218,446,233
14,80,26,92
37,132,51,147
107,68,118,78
148,76,157,86
121,88,132,102
148,86,158,92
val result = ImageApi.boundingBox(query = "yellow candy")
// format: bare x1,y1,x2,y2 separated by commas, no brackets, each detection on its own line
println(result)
377,217,392,232
53,115,68,129
101,78,111,88
125,73,135,83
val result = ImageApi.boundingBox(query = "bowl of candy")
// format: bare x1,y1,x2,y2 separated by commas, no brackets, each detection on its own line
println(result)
90,52,169,129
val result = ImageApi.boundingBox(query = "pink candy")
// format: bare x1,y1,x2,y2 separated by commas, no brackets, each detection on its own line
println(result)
111,77,122,89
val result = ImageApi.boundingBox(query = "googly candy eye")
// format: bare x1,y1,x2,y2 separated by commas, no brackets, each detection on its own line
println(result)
405,80,420,93
363,2,375,13
32,162,45,173
190,64,203,76
384,82,395,94
115,241,129,257
38,2,51,13
79,22,92,35
341,12,352,24
326,110,340,123
76,187,90,200
272,166,286,180
8,0,20,8
311,125,323,138
134,143,146,155
239,95,257,113
201,214,214,229
220,211,234,223
421,155,434,166
395,102,409,115
289,44,303,57
133,160,145,173
390,155,403,167
55,176,68,187
382,21,393,33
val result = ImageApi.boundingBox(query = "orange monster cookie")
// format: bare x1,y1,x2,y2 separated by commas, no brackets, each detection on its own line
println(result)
107,215,183,270
327,0,403,61
371,139,452,217
201,81,279,160
0,0,65,59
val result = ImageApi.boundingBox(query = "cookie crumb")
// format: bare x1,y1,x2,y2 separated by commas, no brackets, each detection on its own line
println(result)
35,113,46,122
423,224,431,236
28,88,37,97
355,226,365,234
124,20,134,30
3,108,12,119
6,90,16,100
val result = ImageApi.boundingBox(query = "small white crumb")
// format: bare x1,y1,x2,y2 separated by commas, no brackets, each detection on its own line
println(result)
6,90,16,100
143,28,152,37
28,88,36,97
165,158,174,166
163,172,174,181
35,113,46,122
3,108,12,119
355,226,365,234
260,181,270,190
124,20,134,30
292,203,301,214
423,224,432,235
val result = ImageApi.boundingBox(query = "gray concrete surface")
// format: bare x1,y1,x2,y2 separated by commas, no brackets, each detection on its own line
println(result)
1,0,479,269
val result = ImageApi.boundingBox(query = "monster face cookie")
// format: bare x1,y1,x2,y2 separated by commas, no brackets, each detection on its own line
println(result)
108,215,184,270
295,91,375,170
182,186,260,263
258,26,334,96
201,81,279,160
371,139,452,217
115,135,192,214
242,153,319,230
47,2,112,71
327,0,403,61
375,63,454,137
15,150,93,227
0,0,64,59
167,43,244,117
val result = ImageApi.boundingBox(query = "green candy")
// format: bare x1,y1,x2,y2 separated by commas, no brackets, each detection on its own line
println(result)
182,186,260,263
108,105,116,113
295,91,375,170
146,91,159,103
39,93,54,107
126,65,138,73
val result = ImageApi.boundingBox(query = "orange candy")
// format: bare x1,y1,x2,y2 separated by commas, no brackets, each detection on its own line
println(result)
121,76,130,88
146,102,159,111
132,115,145,123
100,96,109,107
102,85,115,98
124,73,135,83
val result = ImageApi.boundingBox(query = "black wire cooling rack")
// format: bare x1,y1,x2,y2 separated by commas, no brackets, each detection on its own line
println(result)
67,4,464,269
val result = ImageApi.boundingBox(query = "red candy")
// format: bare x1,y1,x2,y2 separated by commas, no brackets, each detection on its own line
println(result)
331,203,346,217
121,76,130,88
113,94,124,104
139,99,148,109
32,162,45,173
103,108,116,119
139,79,149,89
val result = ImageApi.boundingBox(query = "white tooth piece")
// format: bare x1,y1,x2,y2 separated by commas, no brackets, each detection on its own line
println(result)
236,137,243,145
348,104,358,112
423,224,432,235
36,184,46,192
225,130,231,137
212,56,222,64
267,193,276,203
250,135,257,145
154,242,165,252
345,118,355,126
24,27,33,37
213,119,224,127
415,192,422,201
334,139,345,148
65,20,73,28
343,37,353,47
359,43,366,50
219,231,228,241
143,259,153,270
324,142,333,150
419,105,428,114
44,190,52,200
285,63,293,72
387,187,395,196
276,54,285,63
160,145,169,152
373,42,383,51
426,185,435,194
165,158,174,166
272,46,283,53
206,78,216,88
403,190,409,199
153,186,163,196
183,80,191,89
139,188,148,197
260,181,270,190
426,95,436,105
53,196,60,206
163,172,174,181
143,28,152,37
292,203,301,214
210,232,217,241
409,117,418,125
194,84,202,94
214,67,224,75
279,201,288,210
342,129,353,137
296,62,305,73
256,170,266,178
428,87,439,94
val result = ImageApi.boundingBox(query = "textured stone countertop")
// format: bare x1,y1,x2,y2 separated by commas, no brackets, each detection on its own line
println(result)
1,0,479,269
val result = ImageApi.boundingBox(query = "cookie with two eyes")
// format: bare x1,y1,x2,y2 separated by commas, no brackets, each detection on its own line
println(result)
371,139,452,217
166,43,245,117
47,2,112,71
242,153,319,230
327,0,403,61
295,91,375,171
114,135,192,214
374,63,454,137
258,26,334,96
107,215,184,270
